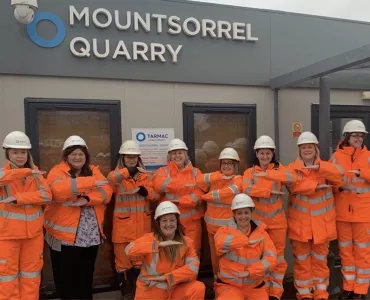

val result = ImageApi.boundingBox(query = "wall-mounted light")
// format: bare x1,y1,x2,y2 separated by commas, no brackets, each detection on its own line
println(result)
11,0,38,25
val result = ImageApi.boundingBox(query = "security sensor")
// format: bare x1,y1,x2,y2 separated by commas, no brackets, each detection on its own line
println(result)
11,0,38,24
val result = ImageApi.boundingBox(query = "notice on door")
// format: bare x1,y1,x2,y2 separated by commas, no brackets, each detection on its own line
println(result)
292,122,303,138
132,128,175,169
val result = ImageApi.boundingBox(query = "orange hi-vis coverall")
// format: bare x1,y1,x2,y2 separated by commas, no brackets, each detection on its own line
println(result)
214,218,277,300
331,145,370,295
196,171,242,277
153,162,204,255
287,158,343,300
45,162,113,245
125,233,206,300
0,164,52,300
243,163,295,299
107,167,158,273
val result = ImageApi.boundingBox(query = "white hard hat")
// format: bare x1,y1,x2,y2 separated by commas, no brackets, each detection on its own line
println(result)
219,147,240,161
342,120,368,135
154,201,180,220
202,141,219,156
231,194,255,211
254,135,276,150
297,132,319,146
63,135,88,150
119,140,141,155
3,131,31,149
168,139,188,152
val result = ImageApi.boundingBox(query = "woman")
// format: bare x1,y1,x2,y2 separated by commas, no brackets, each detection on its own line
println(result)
214,193,277,300
125,201,205,299
0,131,51,300
287,131,342,300
243,135,295,300
330,120,370,300
45,135,113,300
196,147,242,278
107,140,158,298
153,139,204,255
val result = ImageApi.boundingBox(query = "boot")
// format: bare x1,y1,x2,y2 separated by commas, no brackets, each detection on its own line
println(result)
129,267,141,297
117,271,134,300
339,290,354,299
353,294,366,300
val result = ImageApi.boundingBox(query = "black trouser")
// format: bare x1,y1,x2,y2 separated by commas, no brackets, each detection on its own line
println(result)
50,245,99,299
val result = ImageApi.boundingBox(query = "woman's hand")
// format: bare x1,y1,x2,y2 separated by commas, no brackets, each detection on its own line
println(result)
271,190,286,195
254,172,266,177
348,170,360,176
303,165,319,171
70,197,89,207
147,275,166,281
0,196,16,204
159,240,183,247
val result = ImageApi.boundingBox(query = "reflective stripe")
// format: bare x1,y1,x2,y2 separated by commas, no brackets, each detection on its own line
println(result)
285,171,293,184
290,202,307,213
160,178,171,193
278,255,285,262
204,173,211,185
0,273,18,282
189,193,198,204
0,169,4,179
243,178,252,184
222,235,233,253
255,207,283,218
0,208,43,222
297,288,311,294
271,281,284,289
70,179,78,196
185,257,198,264
143,252,159,274
271,272,284,280
264,250,277,258
356,267,370,274
0,260,6,264
295,279,313,285
339,240,352,247
315,284,327,290
50,177,63,187
114,206,150,213
61,201,74,207
295,191,333,205
224,251,260,265
313,276,328,283
212,190,221,203
191,168,197,179
138,274,168,290
355,241,370,248
311,251,327,261
352,177,366,183
116,194,146,203
188,262,198,274
261,258,270,272
204,215,230,227
310,203,334,217
168,273,175,285
180,208,198,219
20,270,41,278
344,274,356,280
342,265,355,271
40,189,51,203
96,187,108,204
219,270,243,285
125,242,134,255
114,170,123,183
5,185,11,197
356,277,370,284
295,252,310,261
333,163,344,175
208,202,230,208
44,219,77,234
229,185,239,195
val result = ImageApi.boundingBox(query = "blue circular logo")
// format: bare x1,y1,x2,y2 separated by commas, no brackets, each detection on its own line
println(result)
136,132,146,142
27,12,66,48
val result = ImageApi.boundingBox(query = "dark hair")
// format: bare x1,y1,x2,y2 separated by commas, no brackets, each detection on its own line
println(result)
63,145,92,177
339,134,364,150
253,149,279,168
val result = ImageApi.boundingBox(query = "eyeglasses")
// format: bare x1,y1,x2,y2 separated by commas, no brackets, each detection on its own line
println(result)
350,133,365,139
221,162,234,166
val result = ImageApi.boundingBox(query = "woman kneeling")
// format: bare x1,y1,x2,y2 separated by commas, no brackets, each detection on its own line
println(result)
214,194,277,300
125,201,205,300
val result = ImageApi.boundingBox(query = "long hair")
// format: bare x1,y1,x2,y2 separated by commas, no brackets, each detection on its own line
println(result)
152,215,187,264
253,149,279,168
220,160,240,175
339,133,364,150
298,144,320,164
63,145,92,177
5,149,40,190
167,151,191,168
116,154,145,170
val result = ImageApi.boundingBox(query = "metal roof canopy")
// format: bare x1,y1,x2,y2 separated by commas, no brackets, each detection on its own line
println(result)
270,43,370,162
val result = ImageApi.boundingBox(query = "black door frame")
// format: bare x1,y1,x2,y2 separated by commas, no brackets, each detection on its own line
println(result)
24,98,122,170
182,103,257,168
311,104,370,149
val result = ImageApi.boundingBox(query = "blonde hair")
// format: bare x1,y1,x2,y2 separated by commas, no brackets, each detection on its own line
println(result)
5,149,40,192
167,150,190,168
220,160,240,175
298,144,320,163
153,215,187,265
116,154,145,170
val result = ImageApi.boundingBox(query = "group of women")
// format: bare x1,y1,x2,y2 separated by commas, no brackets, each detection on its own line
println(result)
0,119,369,300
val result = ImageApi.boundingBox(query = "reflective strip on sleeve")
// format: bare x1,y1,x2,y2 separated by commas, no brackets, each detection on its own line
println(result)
115,170,123,183
40,189,51,203
124,242,134,255
212,190,221,203
222,234,233,252
19,270,41,278
204,173,211,184
44,219,77,234
160,178,171,193
0,273,18,282
70,179,78,196
0,208,43,222
96,187,108,204
50,177,63,187
255,207,283,218
339,240,352,247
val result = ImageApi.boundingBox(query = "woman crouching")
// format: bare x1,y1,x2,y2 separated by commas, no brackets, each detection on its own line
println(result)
214,194,277,300
125,201,206,300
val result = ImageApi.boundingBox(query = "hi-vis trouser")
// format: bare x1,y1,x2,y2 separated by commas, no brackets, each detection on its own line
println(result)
0,234,44,300
337,221,370,295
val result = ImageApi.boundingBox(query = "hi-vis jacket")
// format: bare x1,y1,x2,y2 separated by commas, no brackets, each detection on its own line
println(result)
0,163,52,240
196,172,242,233
215,219,277,288
153,161,204,222
330,145,370,222
107,167,158,243
45,162,113,244
287,158,343,243
125,233,200,290
243,163,295,229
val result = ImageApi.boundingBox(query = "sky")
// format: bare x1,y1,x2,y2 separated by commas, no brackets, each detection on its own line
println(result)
188,0,370,23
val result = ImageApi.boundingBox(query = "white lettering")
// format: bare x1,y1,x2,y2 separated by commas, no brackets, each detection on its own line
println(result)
69,6,89,27
168,16,181,35
232,22,245,40
201,19,216,38
70,37,91,57
92,8,113,28
217,21,232,39
150,43,166,62
246,24,258,41
134,12,150,32
183,17,201,36
115,10,131,30
152,14,167,33
166,44,182,63
112,41,131,60
93,39,110,58
133,42,149,61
